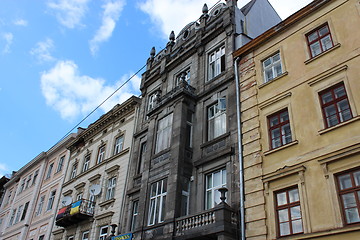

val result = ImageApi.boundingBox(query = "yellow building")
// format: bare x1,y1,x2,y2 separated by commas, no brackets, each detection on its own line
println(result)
234,0,360,239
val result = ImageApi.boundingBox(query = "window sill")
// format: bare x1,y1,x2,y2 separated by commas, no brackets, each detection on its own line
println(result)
304,43,341,65
264,140,298,156
99,198,115,207
259,71,288,89
201,132,230,149
206,71,226,84
319,116,360,135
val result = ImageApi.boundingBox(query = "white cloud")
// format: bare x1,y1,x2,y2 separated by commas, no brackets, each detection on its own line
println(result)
268,0,313,19
138,0,206,39
30,38,56,63
13,19,28,26
2,32,13,54
47,0,90,29
0,163,9,178
89,0,125,55
41,60,141,120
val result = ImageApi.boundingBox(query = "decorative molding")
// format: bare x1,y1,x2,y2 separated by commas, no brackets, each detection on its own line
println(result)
307,64,347,86
88,174,101,182
74,182,86,190
318,116,360,135
259,92,292,110
263,165,306,183
304,43,341,65
63,189,73,196
105,165,120,174
317,143,360,166
264,140,298,156
258,71,288,89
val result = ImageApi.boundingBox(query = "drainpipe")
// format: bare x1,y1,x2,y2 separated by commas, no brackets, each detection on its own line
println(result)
234,57,245,240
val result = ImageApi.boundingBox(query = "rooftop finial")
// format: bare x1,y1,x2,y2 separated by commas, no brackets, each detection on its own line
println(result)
169,31,175,42
150,47,156,58
202,3,208,14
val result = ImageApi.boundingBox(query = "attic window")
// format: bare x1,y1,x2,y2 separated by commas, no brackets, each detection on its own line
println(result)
213,9,220,16
182,29,189,40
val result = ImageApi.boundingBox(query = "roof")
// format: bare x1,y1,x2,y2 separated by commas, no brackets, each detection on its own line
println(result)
241,0,256,15
233,0,331,58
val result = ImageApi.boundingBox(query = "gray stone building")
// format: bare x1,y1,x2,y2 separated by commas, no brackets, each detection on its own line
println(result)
120,1,281,239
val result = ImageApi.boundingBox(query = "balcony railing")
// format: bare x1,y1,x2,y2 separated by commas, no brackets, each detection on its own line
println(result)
174,202,238,239
55,199,95,227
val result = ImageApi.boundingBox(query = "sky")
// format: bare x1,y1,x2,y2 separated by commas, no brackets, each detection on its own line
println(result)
0,0,313,177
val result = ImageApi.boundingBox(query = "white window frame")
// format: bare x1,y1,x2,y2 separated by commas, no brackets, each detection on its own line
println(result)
8,209,16,226
97,145,106,164
155,114,173,154
130,200,139,231
67,236,74,240
19,178,26,193
105,177,117,200
82,155,91,172
46,163,54,179
207,98,226,141
263,52,283,83
25,174,32,189
99,225,109,240
148,179,167,225
208,45,225,81
205,168,227,209
32,170,39,186
14,205,23,224
175,68,191,86
71,163,77,179
56,156,65,173
36,195,45,215
76,193,83,201
47,190,56,211
114,135,124,155
148,93,157,111
82,231,89,240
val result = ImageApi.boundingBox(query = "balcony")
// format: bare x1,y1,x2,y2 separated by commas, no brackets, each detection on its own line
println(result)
55,199,95,227
174,202,238,240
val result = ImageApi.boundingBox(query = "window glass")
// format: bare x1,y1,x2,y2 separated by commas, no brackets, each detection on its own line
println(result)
208,98,226,141
205,169,226,209
208,46,225,81
268,109,292,149
148,179,167,225
262,52,283,83
155,114,173,153
307,23,334,58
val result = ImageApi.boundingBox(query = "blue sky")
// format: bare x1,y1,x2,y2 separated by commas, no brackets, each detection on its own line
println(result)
0,0,312,176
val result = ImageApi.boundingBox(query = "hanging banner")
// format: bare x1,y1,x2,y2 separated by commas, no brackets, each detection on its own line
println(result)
112,233,133,240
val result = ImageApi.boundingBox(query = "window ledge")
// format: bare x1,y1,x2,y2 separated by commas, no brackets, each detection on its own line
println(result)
281,224,360,239
201,132,230,149
99,198,115,207
319,116,360,135
264,140,299,156
259,71,288,89
304,43,341,65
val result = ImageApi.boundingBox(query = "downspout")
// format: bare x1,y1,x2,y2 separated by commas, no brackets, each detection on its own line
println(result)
234,57,245,240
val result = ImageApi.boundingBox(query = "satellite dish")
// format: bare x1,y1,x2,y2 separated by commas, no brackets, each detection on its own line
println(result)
89,184,101,196
62,196,72,206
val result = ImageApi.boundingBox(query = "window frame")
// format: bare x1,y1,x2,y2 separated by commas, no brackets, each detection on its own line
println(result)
105,177,117,200
113,135,124,155
130,200,139,231
56,155,65,173
207,98,227,141
262,52,283,83
99,225,109,240
148,178,167,226
137,141,147,174
205,168,227,210
306,23,334,58
175,68,191,86
70,162,77,179
82,230,90,240
97,145,106,164
82,154,91,172
36,195,45,216
319,82,353,128
267,109,292,150
155,114,173,154
275,186,304,237
336,168,360,225
46,163,54,179
47,190,56,211
208,45,225,81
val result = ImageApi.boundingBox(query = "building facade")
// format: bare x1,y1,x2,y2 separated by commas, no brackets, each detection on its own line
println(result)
119,1,280,240
0,134,76,240
234,0,360,239
52,96,140,240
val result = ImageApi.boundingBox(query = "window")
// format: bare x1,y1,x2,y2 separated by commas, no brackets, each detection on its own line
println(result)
32,170,39,186
155,114,173,154
76,193,83,201
56,156,65,172
36,196,45,215
67,236,74,240
47,190,56,210
319,83,352,128
175,69,191,86
21,202,29,221
268,109,292,149
148,179,167,225
46,163,54,179
82,154,91,172
130,200,139,231
186,111,194,148
25,175,32,189
99,225,109,240
97,145,106,164
114,136,124,155
208,45,225,80
307,23,334,58
82,231,89,240
105,177,117,200
275,187,303,237
71,163,77,179
137,142,146,174
263,52,283,83
205,169,226,209
337,169,360,224
181,179,190,216
19,178,25,193
5,190,12,205
208,98,226,141
14,205,23,224
148,92,157,111
38,235,45,240
8,209,15,226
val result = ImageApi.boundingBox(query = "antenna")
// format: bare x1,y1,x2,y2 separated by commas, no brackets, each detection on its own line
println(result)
89,184,101,196
62,196,72,206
